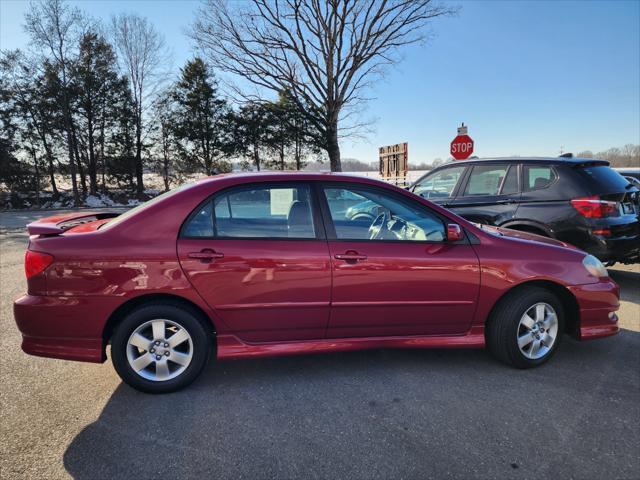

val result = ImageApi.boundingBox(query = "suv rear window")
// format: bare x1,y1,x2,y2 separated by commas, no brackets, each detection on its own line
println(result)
577,166,632,192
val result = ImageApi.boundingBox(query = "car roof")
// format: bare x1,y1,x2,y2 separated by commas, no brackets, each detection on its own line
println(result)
433,157,610,167
192,171,395,188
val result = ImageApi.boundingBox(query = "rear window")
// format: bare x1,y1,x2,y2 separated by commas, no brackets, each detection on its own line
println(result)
576,166,631,192
100,181,196,230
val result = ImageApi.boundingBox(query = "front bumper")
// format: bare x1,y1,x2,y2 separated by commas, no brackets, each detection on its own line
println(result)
568,279,620,340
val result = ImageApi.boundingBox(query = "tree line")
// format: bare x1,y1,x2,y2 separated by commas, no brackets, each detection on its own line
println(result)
2,0,453,207
0,1,324,205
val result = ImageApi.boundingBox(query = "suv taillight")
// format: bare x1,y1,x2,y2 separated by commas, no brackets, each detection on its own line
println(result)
571,196,618,218
25,250,54,279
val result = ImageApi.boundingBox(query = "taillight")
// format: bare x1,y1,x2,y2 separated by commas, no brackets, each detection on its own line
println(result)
571,196,618,218
25,250,54,279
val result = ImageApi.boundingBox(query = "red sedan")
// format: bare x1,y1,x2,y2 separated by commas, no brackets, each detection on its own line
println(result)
14,173,620,393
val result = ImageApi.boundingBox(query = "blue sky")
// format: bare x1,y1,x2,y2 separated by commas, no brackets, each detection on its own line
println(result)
1,0,639,164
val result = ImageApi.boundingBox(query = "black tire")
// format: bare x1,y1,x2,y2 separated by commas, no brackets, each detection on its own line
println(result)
111,302,212,393
486,287,564,368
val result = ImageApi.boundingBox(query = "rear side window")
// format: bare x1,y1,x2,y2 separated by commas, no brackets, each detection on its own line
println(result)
183,184,316,239
577,166,632,192
463,164,509,196
524,166,556,191
182,201,214,237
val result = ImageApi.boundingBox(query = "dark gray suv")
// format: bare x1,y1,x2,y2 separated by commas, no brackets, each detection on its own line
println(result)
407,157,639,265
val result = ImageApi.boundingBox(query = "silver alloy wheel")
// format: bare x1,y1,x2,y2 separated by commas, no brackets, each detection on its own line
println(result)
516,302,559,360
126,319,193,381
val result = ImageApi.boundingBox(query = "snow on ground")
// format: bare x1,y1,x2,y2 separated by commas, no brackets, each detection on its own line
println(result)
84,194,117,208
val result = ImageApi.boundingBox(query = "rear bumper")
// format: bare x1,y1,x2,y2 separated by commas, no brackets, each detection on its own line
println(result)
587,234,640,264
568,279,620,340
13,294,117,363
20,335,104,363
579,218,640,264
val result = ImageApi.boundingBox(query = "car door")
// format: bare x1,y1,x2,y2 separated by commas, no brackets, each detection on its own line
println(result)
448,163,521,226
410,165,467,207
177,182,331,343
319,183,480,338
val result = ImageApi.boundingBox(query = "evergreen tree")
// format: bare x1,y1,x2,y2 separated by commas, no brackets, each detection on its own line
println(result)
234,101,271,171
71,31,122,194
171,58,232,174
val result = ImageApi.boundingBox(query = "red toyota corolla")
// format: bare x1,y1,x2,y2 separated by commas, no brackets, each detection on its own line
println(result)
14,173,620,393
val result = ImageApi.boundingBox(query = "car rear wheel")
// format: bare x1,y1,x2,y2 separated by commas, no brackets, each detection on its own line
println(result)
111,302,211,393
486,287,564,368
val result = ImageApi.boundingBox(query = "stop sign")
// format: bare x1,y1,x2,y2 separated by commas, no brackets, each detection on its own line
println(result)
450,134,474,160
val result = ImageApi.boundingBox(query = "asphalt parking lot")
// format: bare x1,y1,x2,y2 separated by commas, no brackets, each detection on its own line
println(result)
1,210,639,479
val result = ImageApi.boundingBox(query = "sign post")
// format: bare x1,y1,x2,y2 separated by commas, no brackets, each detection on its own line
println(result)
450,123,474,160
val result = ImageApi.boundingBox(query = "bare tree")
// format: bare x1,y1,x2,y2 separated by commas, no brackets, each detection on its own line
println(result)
192,0,453,171
111,13,166,197
24,0,83,204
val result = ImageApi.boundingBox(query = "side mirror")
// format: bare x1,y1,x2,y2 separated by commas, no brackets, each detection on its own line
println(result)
447,223,464,242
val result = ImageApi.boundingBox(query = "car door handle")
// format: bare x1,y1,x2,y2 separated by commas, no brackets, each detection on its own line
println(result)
334,252,367,262
187,250,224,261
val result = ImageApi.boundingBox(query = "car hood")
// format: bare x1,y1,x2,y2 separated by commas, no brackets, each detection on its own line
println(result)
477,224,579,250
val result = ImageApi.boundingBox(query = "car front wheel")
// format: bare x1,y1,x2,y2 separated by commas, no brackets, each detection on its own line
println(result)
486,287,564,368
111,302,212,393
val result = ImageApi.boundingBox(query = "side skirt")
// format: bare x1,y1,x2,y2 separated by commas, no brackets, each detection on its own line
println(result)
216,326,485,361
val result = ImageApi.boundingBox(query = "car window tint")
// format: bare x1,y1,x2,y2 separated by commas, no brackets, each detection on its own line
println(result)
323,186,445,242
464,165,509,196
525,166,556,191
413,166,465,199
183,200,214,237
577,166,631,191
500,165,519,195
212,185,316,238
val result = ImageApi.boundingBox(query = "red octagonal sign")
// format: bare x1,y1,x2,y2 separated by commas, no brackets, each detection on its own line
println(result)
450,134,474,160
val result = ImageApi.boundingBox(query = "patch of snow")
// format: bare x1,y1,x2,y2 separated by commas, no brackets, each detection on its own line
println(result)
84,195,106,208
127,199,141,206
84,193,119,207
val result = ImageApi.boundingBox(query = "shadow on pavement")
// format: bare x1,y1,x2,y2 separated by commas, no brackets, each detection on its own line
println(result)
609,268,640,304
63,331,640,479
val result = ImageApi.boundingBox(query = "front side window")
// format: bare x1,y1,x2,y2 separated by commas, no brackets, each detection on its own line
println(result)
183,184,316,239
413,166,465,199
323,185,445,242
524,166,556,191
463,164,509,196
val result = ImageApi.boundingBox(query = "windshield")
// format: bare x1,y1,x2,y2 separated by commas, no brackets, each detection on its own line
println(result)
100,182,196,230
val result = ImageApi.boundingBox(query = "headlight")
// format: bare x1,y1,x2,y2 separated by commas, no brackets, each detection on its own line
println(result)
582,254,608,278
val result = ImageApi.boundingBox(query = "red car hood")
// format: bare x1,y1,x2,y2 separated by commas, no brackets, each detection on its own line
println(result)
478,224,579,250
